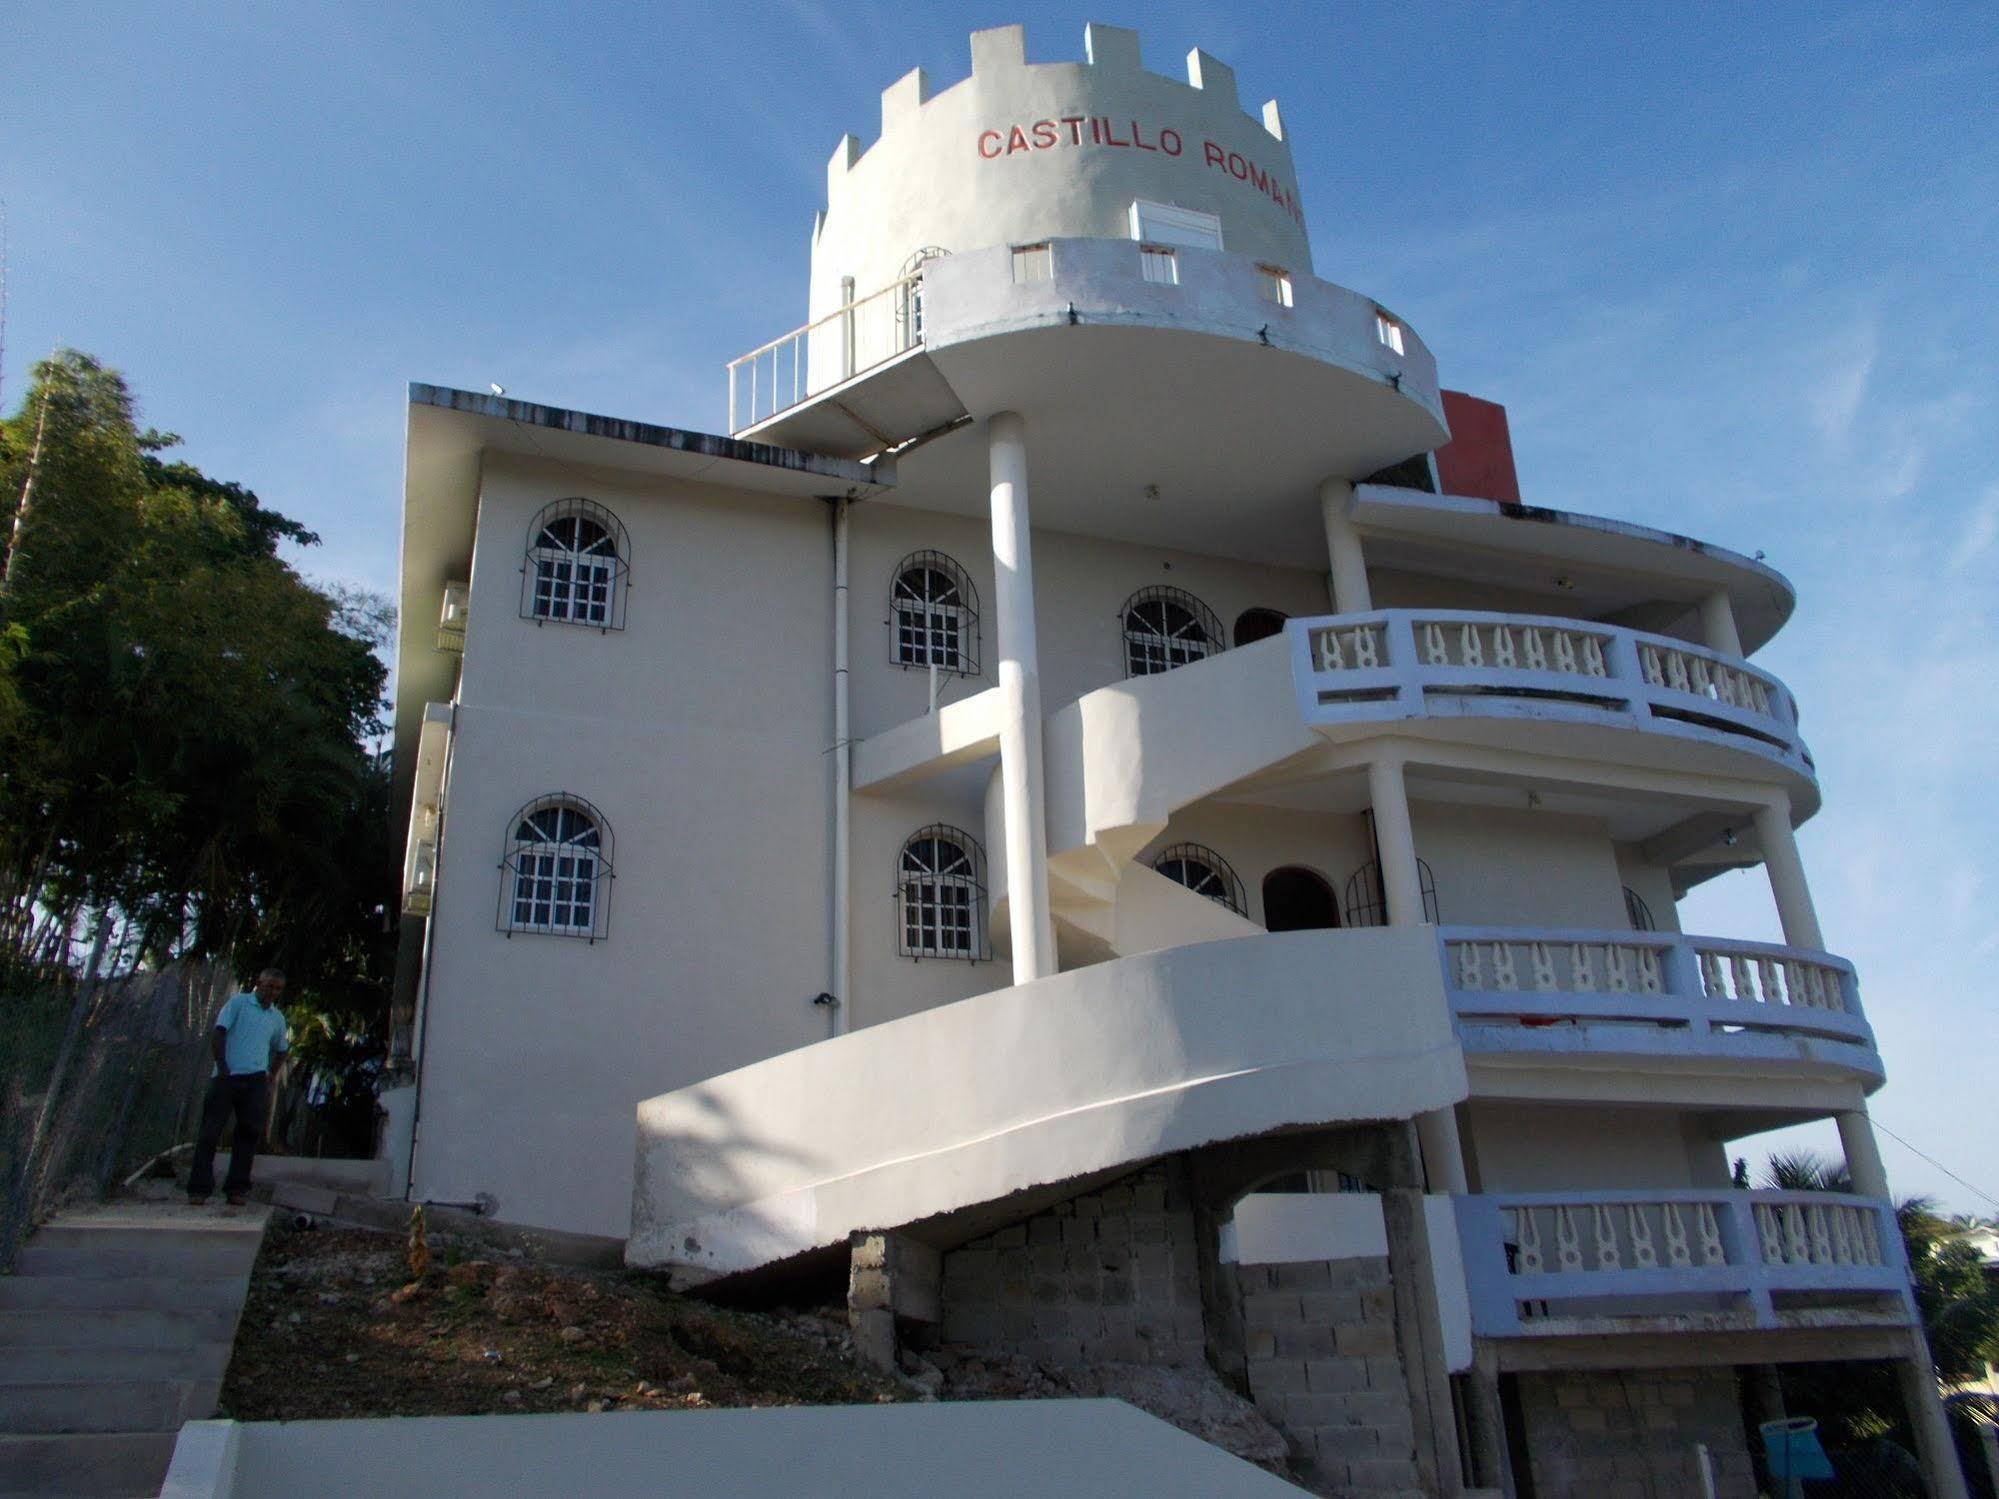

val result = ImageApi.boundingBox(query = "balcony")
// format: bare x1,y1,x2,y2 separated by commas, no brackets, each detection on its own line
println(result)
1442,928,1881,1086
1291,610,1813,784
1456,1189,1914,1338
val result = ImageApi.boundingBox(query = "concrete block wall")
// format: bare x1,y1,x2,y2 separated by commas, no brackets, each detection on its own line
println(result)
1514,1366,1756,1499
938,1168,1206,1367
1237,1256,1422,1498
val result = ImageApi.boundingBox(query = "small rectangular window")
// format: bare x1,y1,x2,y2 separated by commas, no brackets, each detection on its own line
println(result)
1140,245,1179,285
1011,243,1052,283
1257,266,1293,308
1376,311,1405,355
1129,200,1223,251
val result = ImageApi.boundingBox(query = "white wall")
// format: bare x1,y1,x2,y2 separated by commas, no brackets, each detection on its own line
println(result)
1463,1101,1730,1193
1411,805,1627,931
812,24,1313,321
413,456,837,1237
1142,802,1371,929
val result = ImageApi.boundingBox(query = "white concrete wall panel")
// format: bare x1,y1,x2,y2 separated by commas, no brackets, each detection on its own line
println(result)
813,25,1312,320
412,459,835,1237
1463,1101,1712,1193
1410,805,1626,931
629,927,1466,1276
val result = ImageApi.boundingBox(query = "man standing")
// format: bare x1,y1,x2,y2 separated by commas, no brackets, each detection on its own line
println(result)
188,968,290,1207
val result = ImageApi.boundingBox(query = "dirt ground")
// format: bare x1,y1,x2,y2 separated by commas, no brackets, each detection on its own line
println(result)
219,1214,1299,1486
218,1216,906,1421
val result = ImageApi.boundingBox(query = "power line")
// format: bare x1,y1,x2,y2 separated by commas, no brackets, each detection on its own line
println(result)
1873,1117,1999,1215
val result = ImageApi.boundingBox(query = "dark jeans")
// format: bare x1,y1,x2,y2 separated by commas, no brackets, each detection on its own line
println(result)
189,1072,269,1197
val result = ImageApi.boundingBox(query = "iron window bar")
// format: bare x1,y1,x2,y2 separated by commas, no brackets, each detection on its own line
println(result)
497,793,614,942
897,824,989,962
520,498,631,632
1120,585,1223,678
1151,842,1247,916
890,550,982,675
1343,858,1440,927
1624,886,1656,932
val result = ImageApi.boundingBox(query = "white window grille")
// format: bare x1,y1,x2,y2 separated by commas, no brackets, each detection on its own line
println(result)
1011,243,1052,283
1129,200,1223,251
1121,586,1222,677
898,826,988,961
521,498,630,630
499,795,613,941
1140,245,1179,285
1151,843,1246,915
891,551,980,674
1375,311,1406,355
1257,265,1293,307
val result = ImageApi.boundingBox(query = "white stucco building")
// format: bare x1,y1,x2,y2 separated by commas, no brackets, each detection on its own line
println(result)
385,25,1966,1498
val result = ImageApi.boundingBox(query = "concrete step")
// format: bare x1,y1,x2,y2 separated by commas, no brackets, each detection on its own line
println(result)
254,1155,391,1196
0,1376,214,1433
0,1431,177,1495
0,1275,245,1313
11,1241,257,1281
0,1308,238,1349
28,1220,262,1256
0,1343,231,1383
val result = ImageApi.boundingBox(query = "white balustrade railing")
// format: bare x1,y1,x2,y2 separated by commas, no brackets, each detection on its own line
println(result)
1295,610,1805,769
1455,1189,1912,1336
727,272,924,433
1441,928,1873,1055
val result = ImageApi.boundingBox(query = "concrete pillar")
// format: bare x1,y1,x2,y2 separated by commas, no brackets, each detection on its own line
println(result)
1898,1332,1972,1499
1382,1183,1468,1497
1369,755,1427,926
848,1230,941,1374
1465,1345,1517,1497
1417,1107,1469,1195
1319,478,1372,614
1837,1110,1892,1200
1700,590,1744,658
1752,797,1823,951
988,412,1056,984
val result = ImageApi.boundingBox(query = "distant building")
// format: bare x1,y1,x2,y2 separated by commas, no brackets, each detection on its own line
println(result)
384,25,1968,1498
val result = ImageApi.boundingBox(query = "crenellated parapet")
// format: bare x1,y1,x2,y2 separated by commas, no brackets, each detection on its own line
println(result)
808,23,1313,323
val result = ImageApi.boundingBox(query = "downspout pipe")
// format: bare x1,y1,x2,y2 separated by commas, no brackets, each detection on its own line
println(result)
830,495,851,1037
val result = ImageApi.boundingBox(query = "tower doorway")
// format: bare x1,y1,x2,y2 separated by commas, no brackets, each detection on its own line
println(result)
1233,607,1288,646
1262,866,1339,931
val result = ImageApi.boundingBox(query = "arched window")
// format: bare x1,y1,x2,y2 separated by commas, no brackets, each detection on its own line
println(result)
1121,587,1222,677
1152,843,1246,916
1624,886,1656,932
1262,866,1340,931
1343,859,1440,927
521,499,630,630
898,825,987,961
1233,608,1289,647
499,795,613,940
891,551,980,674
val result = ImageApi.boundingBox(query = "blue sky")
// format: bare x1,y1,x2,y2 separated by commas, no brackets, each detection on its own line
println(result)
4,3,1995,1213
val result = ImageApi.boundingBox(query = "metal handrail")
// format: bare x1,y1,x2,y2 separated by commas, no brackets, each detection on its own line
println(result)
726,272,924,433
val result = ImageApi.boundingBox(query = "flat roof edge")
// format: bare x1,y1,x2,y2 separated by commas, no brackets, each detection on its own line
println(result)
407,384,892,490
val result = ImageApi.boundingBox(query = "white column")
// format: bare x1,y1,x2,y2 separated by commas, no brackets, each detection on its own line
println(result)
989,412,1056,984
1416,1107,1469,1194
1753,797,1823,950
1699,590,1744,658
1368,754,1426,927
1836,1110,1891,1199
1899,1335,1973,1499
1319,478,1372,614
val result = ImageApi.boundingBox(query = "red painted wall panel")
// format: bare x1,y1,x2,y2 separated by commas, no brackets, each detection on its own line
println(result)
1434,390,1521,504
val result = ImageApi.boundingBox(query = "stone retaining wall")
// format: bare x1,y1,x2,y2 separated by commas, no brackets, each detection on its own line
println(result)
938,1168,1205,1368
1514,1365,1756,1498
1238,1256,1422,1498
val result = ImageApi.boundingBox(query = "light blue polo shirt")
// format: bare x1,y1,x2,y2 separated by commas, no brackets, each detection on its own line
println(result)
214,993,289,1077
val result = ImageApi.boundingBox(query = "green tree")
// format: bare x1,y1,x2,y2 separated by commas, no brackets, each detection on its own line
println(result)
0,349,392,1005
1762,1151,1999,1448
